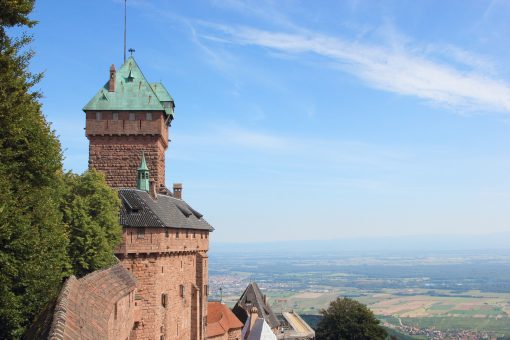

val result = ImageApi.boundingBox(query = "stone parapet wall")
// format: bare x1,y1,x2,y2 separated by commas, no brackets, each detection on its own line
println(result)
47,264,137,340
85,111,168,142
115,227,209,255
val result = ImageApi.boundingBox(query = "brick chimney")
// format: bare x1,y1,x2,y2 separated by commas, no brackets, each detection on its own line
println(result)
245,306,258,339
173,183,182,199
109,64,116,92
149,179,157,199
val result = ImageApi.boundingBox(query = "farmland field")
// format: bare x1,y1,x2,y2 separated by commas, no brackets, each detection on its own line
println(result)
209,248,510,338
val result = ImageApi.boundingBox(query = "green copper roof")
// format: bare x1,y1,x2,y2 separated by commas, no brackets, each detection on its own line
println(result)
137,152,150,191
150,82,174,117
83,57,174,119
137,152,149,171
150,82,173,102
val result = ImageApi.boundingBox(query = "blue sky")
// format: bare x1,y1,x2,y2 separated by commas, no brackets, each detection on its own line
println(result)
25,0,510,243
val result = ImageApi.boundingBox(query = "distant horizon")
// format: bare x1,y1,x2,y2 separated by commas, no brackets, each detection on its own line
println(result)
211,230,510,253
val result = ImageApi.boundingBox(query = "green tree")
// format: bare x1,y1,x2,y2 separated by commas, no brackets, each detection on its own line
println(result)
0,1,70,338
62,170,122,277
316,298,388,340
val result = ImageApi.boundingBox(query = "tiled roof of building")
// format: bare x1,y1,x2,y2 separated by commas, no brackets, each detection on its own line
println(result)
232,282,280,330
29,264,137,340
83,57,174,119
207,302,244,338
119,188,214,231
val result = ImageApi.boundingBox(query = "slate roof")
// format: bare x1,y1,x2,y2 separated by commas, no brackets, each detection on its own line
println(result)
83,57,174,120
119,188,214,231
232,283,280,330
207,302,244,338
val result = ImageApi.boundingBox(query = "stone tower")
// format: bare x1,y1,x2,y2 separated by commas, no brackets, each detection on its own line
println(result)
83,58,213,340
83,57,174,189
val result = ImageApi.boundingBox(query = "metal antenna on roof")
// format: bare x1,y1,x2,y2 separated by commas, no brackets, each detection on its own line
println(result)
124,0,127,62
129,48,135,56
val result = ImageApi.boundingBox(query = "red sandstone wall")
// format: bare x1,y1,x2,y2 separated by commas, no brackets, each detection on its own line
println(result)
108,291,136,340
197,253,209,339
228,329,242,340
86,111,168,189
88,136,166,189
207,328,241,340
116,228,209,255
120,252,206,340
208,333,228,340
117,228,210,340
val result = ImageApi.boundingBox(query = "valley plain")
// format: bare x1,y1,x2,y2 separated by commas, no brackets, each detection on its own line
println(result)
209,247,510,338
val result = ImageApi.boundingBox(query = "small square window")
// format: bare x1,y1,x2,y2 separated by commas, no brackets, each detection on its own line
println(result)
186,230,189,238
96,112,102,120
180,284,185,297
129,113,135,121
137,228,145,239
146,112,152,121
176,231,179,239
165,229,169,238
112,112,119,120
161,293,167,307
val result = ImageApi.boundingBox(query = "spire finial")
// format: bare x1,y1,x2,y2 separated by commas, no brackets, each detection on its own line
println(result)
137,151,150,191
124,0,127,63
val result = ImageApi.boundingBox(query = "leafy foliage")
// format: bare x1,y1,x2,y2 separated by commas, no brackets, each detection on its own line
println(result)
62,170,121,277
0,1,70,338
0,2,122,338
316,298,388,340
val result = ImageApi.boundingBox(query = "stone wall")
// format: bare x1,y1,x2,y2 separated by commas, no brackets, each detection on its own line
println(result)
88,135,166,189
117,227,210,340
85,110,168,189
47,264,137,340
228,328,242,340
115,227,209,255
207,327,242,340
107,291,136,340
119,251,208,340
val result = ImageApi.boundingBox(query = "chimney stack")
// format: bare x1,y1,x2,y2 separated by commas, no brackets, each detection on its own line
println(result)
109,64,116,92
245,306,258,339
173,183,182,199
149,179,157,199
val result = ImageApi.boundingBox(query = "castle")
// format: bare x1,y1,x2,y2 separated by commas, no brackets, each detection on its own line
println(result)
29,56,314,340
37,57,214,340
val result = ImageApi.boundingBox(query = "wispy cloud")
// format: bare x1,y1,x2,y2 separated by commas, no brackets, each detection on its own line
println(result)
174,124,410,170
198,24,510,113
